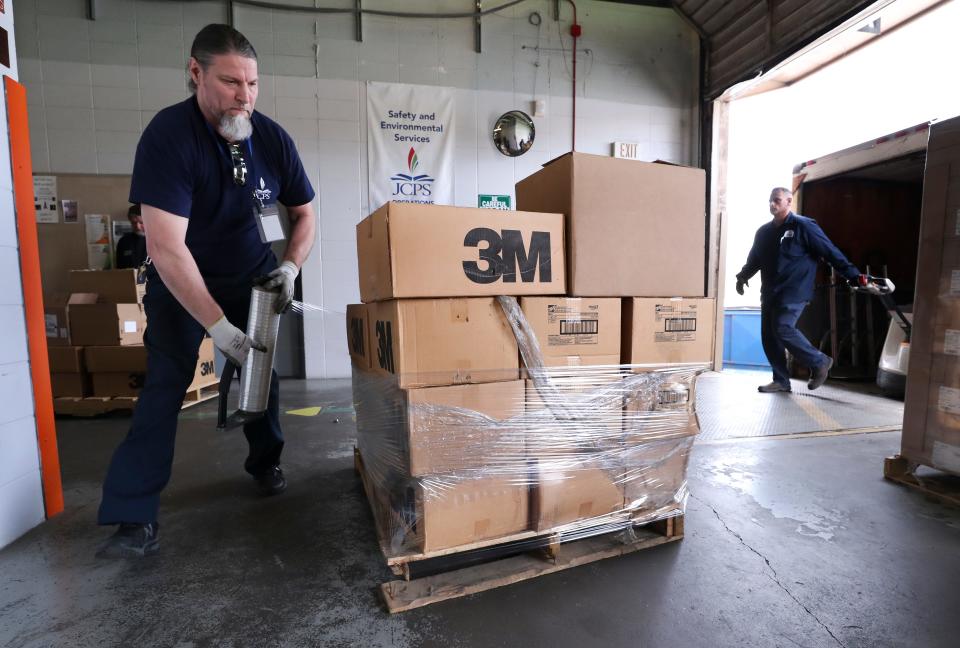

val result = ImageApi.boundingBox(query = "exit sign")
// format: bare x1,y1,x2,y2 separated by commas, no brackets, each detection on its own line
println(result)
612,141,641,160
478,194,511,210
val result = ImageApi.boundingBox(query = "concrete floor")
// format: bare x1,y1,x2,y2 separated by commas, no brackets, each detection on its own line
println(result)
1,374,958,647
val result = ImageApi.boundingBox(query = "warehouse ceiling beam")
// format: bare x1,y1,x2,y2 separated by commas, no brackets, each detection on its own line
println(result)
356,0,363,42
476,1,483,53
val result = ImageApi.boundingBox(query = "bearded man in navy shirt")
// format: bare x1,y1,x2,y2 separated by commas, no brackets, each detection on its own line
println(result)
736,187,864,395
96,24,317,558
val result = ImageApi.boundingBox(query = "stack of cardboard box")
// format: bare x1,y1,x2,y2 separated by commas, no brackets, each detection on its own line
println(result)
45,269,217,411
902,116,960,476
351,202,564,553
351,152,715,558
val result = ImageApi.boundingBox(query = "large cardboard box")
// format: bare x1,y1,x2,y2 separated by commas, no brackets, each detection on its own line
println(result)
622,436,694,519
68,269,145,304
88,339,217,397
417,475,529,552
622,298,715,365
516,152,705,297
48,346,85,373
520,297,621,366
367,298,520,388
406,380,525,476
525,377,624,457
357,202,565,302
903,116,960,474
346,303,371,369
533,461,625,531
51,372,90,398
69,302,147,346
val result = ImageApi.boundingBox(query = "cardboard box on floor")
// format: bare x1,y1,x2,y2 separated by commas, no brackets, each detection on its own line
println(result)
416,475,529,553
69,302,147,346
902,115,960,475
515,152,706,297
346,303,371,369
533,460,625,532
405,380,525,476
367,298,520,389
622,298,715,365
356,202,565,302
524,377,624,457
520,296,621,367
48,346,85,373
87,339,217,397
622,436,694,519
50,372,90,398
68,269,144,304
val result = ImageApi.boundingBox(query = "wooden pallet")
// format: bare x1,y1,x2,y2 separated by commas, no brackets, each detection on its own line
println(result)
354,447,684,613
884,455,960,507
53,380,220,417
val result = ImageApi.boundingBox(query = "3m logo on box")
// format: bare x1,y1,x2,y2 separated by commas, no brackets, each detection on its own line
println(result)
375,320,395,374
349,317,365,356
199,360,216,377
356,202,564,300
462,228,552,284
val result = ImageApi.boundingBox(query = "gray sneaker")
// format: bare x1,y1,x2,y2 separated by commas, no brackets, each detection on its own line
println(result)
808,356,834,390
758,382,791,393
95,522,159,558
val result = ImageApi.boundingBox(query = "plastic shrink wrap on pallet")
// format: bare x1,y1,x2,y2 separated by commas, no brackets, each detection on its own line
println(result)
353,296,707,558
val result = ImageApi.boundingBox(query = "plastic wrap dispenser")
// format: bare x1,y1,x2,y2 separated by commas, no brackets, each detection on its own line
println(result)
217,283,282,430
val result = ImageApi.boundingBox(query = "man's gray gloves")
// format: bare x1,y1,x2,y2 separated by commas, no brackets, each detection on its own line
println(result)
207,316,266,365
262,260,298,313
735,277,748,296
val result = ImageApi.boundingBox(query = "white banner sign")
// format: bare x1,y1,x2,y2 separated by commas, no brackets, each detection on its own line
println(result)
366,81,454,208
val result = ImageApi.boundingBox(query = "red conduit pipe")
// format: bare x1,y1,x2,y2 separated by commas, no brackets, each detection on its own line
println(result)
566,0,580,152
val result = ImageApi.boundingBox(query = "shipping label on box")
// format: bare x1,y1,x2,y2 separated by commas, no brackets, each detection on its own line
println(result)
356,202,565,302
931,440,960,474
622,298,715,365
938,386,960,415
945,330,960,356
520,297,620,361
367,298,520,389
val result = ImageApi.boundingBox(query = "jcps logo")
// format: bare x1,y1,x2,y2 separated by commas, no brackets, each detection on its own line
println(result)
391,147,434,198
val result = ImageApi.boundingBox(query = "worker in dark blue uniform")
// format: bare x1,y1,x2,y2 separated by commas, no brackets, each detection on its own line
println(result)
115,204,147,270
735,187,864,394
96,24,316,558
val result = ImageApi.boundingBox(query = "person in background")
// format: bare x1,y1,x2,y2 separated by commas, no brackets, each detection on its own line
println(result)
735,187,865,394
115,203,147,269
95,24,317,559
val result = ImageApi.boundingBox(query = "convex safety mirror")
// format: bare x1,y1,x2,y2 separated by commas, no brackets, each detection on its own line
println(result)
493,110,535,157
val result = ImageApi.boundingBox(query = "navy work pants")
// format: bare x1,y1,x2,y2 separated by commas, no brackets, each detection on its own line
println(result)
98,262,283,525
760,300,827,389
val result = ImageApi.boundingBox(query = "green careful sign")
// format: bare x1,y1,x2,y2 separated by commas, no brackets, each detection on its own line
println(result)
478,194,511,210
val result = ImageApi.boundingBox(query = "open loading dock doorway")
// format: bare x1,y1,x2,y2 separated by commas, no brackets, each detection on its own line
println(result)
792,124,927,387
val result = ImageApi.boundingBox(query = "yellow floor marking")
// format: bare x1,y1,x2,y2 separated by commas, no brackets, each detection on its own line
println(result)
286,406,323,417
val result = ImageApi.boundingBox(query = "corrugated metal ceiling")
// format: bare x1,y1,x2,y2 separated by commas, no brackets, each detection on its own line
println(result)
669,0,881,98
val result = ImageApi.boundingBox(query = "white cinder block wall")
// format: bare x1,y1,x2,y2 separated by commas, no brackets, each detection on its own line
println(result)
14,0,699,378
1,1,47,550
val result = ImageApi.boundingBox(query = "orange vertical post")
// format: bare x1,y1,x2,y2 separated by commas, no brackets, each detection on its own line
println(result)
6,75,64,517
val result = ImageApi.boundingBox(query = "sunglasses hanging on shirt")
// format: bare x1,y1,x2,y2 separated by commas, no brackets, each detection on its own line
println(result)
229,143,247,187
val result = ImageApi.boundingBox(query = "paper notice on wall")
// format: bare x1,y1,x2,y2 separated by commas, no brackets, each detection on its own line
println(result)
61,199,78,223
945,329,960,356
366,81,455,209
931,440,960,473
938,386,960,415
87,243,111,270
85,214,110,244
33,175,58,223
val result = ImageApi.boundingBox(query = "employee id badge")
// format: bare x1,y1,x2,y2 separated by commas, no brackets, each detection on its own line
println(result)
254,202,286,243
